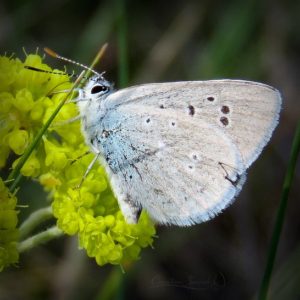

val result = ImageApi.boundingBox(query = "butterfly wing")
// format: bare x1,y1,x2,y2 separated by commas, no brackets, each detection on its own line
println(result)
98,105,246,225
96,80,281,226
104,80,281,168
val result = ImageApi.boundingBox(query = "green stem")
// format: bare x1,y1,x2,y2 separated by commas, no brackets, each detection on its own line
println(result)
258,120,300,300
8,173,23,192
7,45,108,193
95,267,123,300
17,226,63,253
78,43,108,87
116,0,129,88
19,206,53,240
7,92,75,193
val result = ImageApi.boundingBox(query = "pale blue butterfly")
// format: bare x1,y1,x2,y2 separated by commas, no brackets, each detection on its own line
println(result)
75,74,281,226
30,49,282,226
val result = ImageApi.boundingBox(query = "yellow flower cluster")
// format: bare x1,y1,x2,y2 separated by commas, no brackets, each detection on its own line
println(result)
0,52,156,269
0,179,19,271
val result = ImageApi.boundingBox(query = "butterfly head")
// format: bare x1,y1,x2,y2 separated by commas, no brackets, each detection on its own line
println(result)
76,75,113,123
84,75,113,99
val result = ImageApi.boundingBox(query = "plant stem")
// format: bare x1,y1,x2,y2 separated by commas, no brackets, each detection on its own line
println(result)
95,267,123,300
7,93,75,193
78,43,108,87
7,44,108,193
258,120,300,300
18,226,63,253
19,206,53,240
116,0,129,88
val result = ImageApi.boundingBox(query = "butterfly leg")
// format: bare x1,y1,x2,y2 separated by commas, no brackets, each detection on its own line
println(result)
70,150,91,165
52,115,81,127
75,152,100,189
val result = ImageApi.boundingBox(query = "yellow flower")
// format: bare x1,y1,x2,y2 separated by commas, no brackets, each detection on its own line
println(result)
8,129,29,155
13,88,34,112
0,51,156,269
0,178,19,271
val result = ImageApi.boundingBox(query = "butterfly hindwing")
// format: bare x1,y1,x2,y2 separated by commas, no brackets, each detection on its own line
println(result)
97,104,246,225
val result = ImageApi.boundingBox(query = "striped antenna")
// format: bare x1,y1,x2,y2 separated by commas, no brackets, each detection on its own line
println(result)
24,65,72,77
24,66,101,83
44,47,102,77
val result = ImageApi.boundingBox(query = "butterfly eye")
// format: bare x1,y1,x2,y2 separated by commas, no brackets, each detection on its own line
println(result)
91,85,108,94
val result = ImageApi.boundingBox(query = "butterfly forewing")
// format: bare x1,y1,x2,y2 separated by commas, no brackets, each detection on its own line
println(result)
105,80,281,168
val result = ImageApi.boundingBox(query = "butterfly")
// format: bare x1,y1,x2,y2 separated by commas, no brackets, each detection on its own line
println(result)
26,48,281,226
75,74,281,226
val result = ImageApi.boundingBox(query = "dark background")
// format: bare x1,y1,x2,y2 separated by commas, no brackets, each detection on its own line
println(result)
0,0,299,299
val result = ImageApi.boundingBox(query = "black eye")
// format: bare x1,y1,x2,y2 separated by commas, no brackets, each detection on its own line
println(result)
91,85,108,94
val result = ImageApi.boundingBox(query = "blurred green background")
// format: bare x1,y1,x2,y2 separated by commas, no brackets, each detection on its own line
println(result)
0,0,299,299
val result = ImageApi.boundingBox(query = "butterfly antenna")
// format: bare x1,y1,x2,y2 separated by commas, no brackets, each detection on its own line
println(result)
24,65,73,77
44,47,102,78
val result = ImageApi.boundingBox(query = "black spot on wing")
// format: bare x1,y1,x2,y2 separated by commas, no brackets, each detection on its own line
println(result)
220,116,229,126
221,105,230,114
188,105,195,116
